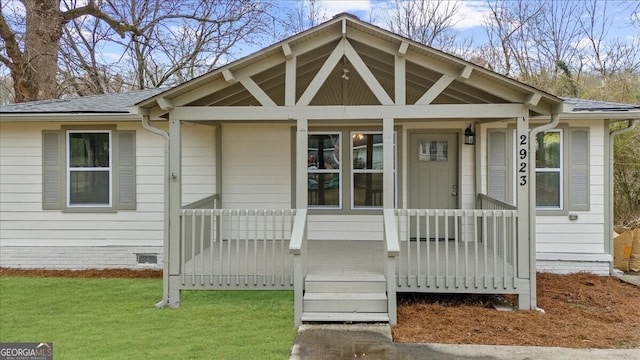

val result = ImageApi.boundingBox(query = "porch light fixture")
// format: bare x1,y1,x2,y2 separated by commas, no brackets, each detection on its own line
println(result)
464,123,475,145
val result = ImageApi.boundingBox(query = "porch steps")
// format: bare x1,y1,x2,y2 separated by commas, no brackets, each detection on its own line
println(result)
302,273,388,323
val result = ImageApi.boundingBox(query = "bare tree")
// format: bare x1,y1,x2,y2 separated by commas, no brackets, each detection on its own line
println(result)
481,0,543,77
0,0,275,102
385,0,463,52
0,0,131,102
280,0,328,36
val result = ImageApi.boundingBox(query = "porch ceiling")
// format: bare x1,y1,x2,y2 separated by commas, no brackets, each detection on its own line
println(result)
134,14,563,119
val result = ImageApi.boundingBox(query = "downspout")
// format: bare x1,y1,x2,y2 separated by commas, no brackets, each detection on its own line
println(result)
528,111,561,311
141,114,171,308
608,120,638,274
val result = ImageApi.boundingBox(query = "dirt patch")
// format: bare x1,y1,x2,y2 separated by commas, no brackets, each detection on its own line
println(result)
394,272,640,349
1,268,638,348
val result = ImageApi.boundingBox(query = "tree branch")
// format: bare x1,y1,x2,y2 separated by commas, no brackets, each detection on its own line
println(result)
0,10,22,70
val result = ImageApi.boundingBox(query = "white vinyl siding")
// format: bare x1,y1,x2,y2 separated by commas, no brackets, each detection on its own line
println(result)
221,123,291,209
535,121,603,254
1,122,164,250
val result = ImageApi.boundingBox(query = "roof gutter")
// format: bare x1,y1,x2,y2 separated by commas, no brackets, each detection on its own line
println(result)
607,119,638,274
138,111,171,308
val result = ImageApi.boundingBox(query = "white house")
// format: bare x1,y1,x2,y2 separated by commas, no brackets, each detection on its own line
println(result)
1,15,638,326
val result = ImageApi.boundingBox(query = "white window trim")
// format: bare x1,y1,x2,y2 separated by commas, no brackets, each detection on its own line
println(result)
66,130,113,208
350,131,397,210
535,129,563,210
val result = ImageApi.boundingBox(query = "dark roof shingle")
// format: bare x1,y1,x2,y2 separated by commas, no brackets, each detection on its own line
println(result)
0,88,165,114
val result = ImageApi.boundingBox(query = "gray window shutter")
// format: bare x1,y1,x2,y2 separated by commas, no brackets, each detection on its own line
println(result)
568,128,589,210
42,131,61,210
487,130,508,202
117,131,136,210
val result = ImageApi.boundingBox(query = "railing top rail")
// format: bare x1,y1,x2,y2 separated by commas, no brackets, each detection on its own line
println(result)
289,209,308,255
181,194,219,209
478,193,517,210
383,209,400,257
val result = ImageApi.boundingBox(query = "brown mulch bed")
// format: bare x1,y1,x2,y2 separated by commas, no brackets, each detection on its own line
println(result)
1,268,638,348
393,272,640,349
0,267,162,278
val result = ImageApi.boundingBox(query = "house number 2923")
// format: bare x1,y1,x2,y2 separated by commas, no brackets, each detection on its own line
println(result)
519,134,528,186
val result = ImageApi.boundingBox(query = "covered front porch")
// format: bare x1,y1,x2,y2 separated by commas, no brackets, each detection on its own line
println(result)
174,193,525,325
131,15,567,327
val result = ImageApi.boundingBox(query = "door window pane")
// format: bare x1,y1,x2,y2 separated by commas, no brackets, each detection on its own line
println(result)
419,140,447,161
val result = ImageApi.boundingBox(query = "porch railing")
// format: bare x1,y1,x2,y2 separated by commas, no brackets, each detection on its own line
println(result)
478,193,516,211
179,207,296,289
289,209,308,327
395,206,519,292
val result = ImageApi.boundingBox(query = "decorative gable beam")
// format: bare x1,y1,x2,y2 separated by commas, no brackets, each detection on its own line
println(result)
415,74,455,105
222,69,237,84
415,65,475,105
395,54,406,105
221,68,276,107
238,75,277,107
397,42,409,57
282,43,293,59
297,38,346,106
285,56,296,106
344,39,394,105
525,92,542,107
157,97,174,111
459,65,473,80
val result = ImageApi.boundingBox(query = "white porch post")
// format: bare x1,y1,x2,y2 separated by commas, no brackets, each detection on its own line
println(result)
383,117,398,324
516,110,533,310
168,115,182,307
293,118,308,327
383,118,395,209
296,118,308,209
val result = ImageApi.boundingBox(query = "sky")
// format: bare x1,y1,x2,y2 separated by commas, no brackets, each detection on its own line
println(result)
296,0,639,44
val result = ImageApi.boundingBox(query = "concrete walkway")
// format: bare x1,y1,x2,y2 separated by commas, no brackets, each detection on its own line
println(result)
290,324,640,360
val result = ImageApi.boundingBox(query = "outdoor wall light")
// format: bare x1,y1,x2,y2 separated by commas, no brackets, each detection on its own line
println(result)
464,123,476,145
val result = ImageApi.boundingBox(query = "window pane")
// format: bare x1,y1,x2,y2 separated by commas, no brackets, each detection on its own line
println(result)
69,171,110,205
308,173,340,206
536,132,561,168
308,134,340,170
69,133,110,167
353,173,383,207
352,134,383,169
419,140,448,161
536,172,560,207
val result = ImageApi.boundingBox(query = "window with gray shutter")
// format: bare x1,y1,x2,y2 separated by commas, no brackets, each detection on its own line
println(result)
42,128,136,212
42,131,61,210
487,130,508,202
117,131,136,210
568,128,589,210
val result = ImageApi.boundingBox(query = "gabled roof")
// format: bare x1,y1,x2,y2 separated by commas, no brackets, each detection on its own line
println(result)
133,13,566,118
0,88,164,114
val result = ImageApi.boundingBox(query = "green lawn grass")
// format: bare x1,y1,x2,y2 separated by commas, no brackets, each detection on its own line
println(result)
0,277,296,359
